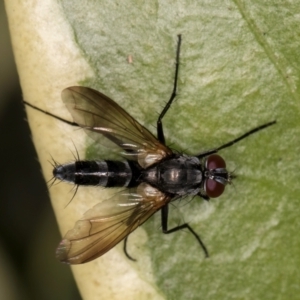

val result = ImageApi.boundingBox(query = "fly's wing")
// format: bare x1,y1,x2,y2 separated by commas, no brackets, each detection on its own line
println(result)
61,86,173,168
56,183,172,264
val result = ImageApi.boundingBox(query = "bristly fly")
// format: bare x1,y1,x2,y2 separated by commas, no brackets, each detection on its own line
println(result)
24,35,276,264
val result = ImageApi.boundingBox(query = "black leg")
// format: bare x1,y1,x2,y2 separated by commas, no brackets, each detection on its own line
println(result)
123,236,136,261
23,100,79,127
157,35,182,144
161,204,209,258
197,120,276,159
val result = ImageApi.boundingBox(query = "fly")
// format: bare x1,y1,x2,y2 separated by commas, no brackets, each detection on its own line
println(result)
24,35,276,264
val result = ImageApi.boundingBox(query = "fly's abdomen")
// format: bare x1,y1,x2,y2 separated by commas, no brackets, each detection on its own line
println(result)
53,160,140,187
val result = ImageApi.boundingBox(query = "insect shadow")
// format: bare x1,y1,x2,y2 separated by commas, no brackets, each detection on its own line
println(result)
24,35,276,264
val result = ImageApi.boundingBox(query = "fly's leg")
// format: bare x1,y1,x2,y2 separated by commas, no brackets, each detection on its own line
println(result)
161,204,209,258
197,120,276,159
157,35,181,144
123,236,137,261
23,101,79,128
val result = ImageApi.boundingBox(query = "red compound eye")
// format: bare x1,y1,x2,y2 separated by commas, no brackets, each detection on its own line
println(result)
206,154,226,169
204,154,227,198
205,178,225,198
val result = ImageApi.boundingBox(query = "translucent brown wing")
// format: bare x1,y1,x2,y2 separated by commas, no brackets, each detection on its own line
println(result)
61,86,173,168
56,183,172,264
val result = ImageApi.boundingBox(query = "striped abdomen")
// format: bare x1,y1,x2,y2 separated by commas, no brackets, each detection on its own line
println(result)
53,160,141,187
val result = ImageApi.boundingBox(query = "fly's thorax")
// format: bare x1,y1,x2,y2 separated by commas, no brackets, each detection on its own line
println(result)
142,156,203,196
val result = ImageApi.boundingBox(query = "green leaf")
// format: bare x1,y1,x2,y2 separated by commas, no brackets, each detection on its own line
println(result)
17,0,300,298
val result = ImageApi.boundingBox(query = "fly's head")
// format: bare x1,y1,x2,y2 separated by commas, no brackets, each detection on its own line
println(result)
201,154,233,199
